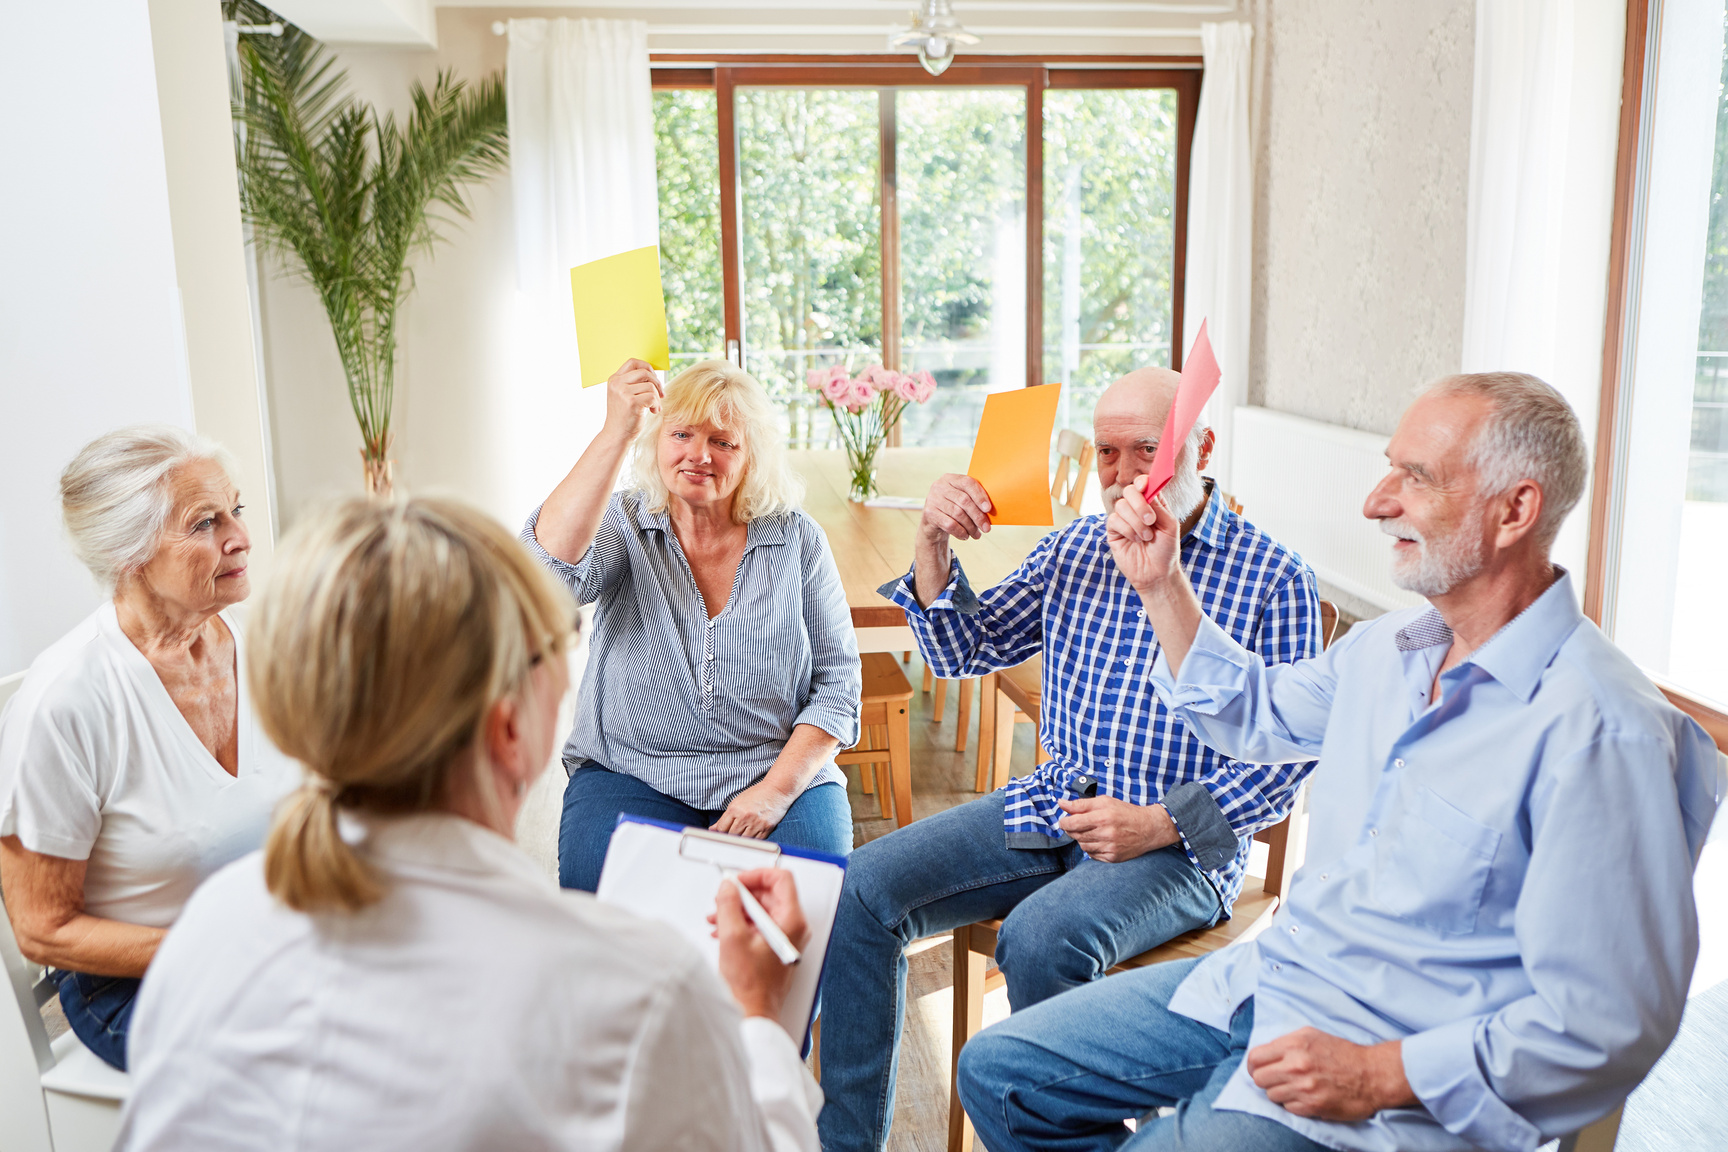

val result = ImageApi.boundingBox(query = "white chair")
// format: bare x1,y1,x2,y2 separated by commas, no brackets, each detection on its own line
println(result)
1,669,130,1151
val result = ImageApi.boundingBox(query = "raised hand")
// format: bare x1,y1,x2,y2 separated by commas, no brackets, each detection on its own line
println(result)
1105,474,1183,592
602,358,665,441
920,473,994,543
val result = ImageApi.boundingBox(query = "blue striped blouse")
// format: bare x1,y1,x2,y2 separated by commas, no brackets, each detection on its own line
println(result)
522,492,862,809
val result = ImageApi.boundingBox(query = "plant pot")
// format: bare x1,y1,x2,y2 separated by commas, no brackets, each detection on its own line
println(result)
363,454,396,500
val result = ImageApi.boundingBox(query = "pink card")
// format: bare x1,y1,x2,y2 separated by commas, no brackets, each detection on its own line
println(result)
1145,320,1221,500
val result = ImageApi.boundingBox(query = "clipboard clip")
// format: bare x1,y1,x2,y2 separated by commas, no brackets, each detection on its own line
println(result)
678,827,784,873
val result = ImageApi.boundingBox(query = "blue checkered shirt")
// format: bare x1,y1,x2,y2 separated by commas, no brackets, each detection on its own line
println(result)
882,484,1321,908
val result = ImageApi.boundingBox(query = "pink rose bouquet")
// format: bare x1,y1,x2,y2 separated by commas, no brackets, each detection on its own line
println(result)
804,362,938,501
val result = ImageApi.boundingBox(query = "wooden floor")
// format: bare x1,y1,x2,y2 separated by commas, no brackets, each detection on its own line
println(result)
840,653,1036,1152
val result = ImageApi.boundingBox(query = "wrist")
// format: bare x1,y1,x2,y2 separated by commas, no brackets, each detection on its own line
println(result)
1370,1041,1417,1110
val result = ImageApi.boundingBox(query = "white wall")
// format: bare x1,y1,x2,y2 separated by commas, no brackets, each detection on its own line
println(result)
0,0,194,675
0,0,274,676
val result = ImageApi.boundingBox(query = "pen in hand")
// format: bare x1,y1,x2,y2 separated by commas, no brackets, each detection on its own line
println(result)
726,873,801,966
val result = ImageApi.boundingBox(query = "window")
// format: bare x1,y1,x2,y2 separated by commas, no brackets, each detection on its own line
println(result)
1042,87,1181,437
653,88,724,372
1592,4,1728,728
649,62,1197,449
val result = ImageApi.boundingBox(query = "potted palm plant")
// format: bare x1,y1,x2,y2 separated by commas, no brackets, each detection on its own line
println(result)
229,6,508,497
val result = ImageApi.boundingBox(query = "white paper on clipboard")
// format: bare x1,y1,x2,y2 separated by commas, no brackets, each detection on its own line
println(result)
594,816,845,1048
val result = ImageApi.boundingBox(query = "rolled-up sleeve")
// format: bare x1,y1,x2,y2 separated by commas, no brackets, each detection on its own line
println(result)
1401,730,1713,1150
521,499,632,606
795,523,862,748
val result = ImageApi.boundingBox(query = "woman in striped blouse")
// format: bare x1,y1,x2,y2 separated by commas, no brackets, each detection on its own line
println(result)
524,358,862,892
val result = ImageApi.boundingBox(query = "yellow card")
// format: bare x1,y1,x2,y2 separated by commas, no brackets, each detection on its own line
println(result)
966,383,1063,526
570,245,670,387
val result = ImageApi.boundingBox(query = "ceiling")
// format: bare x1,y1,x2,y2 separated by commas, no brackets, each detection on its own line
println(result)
263,1,1239,53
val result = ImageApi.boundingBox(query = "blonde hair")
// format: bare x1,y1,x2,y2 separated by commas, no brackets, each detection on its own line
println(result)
60,425,239,590
629,360,804,523
252,497,574,913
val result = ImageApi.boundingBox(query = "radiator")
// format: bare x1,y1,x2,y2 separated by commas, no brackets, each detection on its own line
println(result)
1229,407,1424,614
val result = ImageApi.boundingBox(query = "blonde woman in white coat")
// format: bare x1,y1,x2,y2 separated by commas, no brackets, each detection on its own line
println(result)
115,496,820,1152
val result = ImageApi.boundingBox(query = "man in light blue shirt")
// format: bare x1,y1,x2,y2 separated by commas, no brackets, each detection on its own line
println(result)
956,372,1722,1152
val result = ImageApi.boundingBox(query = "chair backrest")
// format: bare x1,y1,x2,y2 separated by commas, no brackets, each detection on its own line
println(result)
1318,601,1339,650
0,889,58,1151
1049,429,1094,513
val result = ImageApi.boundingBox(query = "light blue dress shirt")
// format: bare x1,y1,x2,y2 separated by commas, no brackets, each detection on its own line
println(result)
1148,571,1721,1152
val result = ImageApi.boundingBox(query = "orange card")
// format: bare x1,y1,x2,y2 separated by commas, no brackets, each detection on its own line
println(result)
966,383,1063,526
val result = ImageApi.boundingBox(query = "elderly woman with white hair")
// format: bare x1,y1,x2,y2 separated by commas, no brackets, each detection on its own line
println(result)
0,426,298,1070
525,358,862,893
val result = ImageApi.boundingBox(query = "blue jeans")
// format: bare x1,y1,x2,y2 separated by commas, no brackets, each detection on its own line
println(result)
816,791,1222,1152
958,957,1328,1152
52,969,139,1071
557,761,854,892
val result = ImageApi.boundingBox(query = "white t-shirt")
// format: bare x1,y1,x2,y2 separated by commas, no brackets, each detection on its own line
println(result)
117,814,821,1152
0,602,300,928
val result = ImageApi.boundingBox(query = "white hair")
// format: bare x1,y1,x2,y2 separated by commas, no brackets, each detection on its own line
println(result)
60,425,239,590
1429,372,1589,550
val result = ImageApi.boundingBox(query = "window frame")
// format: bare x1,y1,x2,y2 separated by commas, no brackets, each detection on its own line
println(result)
1588,0,1728,749
648,54,1202,395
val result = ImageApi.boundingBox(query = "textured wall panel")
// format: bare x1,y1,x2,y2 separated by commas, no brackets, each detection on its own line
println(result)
1249,0,1474,435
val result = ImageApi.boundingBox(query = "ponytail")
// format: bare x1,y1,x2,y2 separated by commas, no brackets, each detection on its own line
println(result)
265,785,382,913
249,496,574,916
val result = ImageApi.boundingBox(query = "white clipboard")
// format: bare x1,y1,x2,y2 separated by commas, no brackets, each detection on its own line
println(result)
594,815,846,1049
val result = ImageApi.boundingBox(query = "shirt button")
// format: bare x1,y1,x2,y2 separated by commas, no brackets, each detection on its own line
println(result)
1289,925,1299,934
1273,963,1283,972
1320,873,1329,881
1394,758,1405,768
1369,828,1379,837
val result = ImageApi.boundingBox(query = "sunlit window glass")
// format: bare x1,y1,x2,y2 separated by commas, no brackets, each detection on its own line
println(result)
736,89,882,405
653,89,724,374
1041,88,1180,437
897,89,1027,447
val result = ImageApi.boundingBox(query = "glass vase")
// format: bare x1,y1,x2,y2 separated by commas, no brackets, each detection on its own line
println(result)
846,446,881,503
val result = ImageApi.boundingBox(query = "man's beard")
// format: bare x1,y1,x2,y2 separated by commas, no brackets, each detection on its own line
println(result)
1381,516,1486,597
1103,449,1207,522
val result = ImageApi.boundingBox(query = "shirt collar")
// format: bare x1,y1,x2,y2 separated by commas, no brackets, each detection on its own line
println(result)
343,811,554,889
1186,480,1231,550
630,493,788,548
1462,568,1582,702
1395,568,1582,703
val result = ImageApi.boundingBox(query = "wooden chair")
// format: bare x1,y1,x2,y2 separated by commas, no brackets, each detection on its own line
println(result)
947,800,1304,1152
921,668,978,755
1049,429,1094,514
987,658,1049,790
836,653,915,828
947,600,1342,1152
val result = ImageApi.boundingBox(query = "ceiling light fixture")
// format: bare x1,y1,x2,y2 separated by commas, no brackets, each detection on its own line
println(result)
889,1,981,77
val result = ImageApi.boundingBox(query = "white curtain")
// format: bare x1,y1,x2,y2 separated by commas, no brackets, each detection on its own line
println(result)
500,17,657,522
1183,21,1254,492
1461,0,1625,575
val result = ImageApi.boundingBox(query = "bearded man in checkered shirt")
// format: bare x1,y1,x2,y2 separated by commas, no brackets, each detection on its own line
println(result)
817,367,1322,1152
